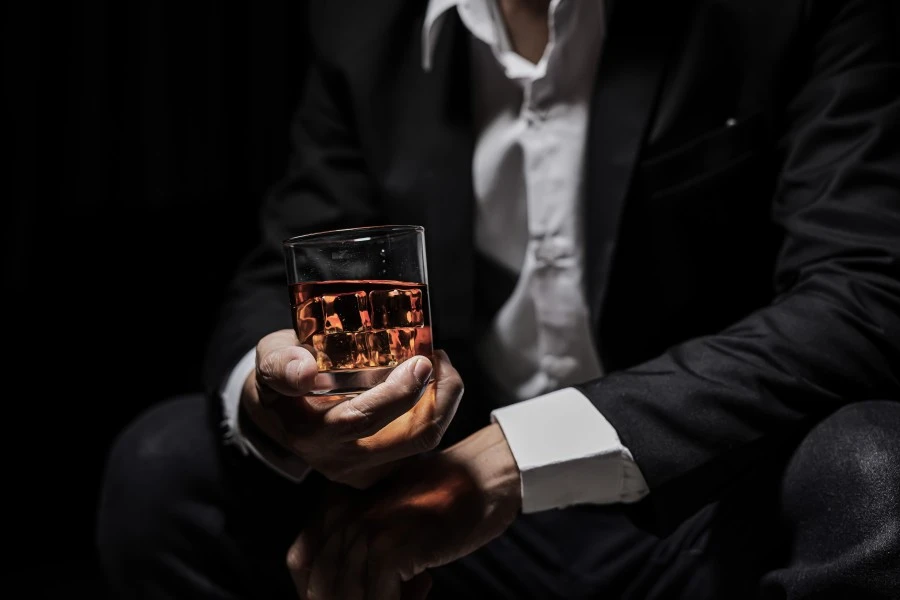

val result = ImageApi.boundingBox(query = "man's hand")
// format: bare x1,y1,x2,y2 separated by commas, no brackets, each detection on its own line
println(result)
242,329,464,488
287,423,522,600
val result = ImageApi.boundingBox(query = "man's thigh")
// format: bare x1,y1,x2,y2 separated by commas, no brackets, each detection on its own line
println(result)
97,394,701,599
429,449,794,600
429,499,730,600
97,393,769,600
97,393,323,599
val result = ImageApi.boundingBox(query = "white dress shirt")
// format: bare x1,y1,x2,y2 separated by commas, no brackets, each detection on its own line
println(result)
221,0,649,513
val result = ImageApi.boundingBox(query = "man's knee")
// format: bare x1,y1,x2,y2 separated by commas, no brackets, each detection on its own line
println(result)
792,401,899,478
782,400,900,529
96,393,222,588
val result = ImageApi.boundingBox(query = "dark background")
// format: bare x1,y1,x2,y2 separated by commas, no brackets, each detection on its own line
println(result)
4,2,900,598
4,2,310,595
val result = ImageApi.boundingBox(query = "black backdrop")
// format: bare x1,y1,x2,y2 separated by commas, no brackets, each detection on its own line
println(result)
4,2,310,595
5,2,900,598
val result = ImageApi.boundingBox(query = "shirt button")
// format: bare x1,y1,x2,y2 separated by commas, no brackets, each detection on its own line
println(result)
540,355,577,379
534,237,572,265
522,107,548,127
534,242,554,267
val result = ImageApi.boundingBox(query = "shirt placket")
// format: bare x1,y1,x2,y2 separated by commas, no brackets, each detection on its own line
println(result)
521,71,578,391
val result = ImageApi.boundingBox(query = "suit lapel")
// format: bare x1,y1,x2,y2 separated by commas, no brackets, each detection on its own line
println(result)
584,0,683,330
413,12,477,343
401,2,681,343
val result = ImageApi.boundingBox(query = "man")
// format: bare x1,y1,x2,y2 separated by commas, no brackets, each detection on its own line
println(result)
97,0,900,598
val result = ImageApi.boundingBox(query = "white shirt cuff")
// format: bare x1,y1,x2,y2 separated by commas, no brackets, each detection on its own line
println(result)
220,348,312,483
490,387,649,513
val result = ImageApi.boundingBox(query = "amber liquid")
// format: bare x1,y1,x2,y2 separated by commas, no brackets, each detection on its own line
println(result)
289,279,433,395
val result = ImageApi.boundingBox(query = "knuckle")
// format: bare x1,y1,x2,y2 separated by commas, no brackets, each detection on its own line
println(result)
404,375,426,397
391,363,425,397
285,545,303,573
338,401,374,438
397,563,418,584
389,378,418,401
416,421,443,451
256,351,279,381
448,377,465,401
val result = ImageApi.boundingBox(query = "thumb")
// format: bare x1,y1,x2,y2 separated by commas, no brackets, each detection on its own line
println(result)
256,330,319,397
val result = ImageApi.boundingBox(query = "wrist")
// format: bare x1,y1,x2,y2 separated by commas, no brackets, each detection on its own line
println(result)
446,423,522,514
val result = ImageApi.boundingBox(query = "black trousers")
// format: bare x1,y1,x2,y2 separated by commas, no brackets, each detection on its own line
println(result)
96,395,900,599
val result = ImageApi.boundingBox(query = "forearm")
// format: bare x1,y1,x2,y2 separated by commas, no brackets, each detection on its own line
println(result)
579,268,900,527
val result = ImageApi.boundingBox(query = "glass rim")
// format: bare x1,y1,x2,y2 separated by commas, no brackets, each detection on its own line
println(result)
282,224,424,248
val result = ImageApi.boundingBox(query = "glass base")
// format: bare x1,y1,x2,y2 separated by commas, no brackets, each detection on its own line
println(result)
309,366,396,397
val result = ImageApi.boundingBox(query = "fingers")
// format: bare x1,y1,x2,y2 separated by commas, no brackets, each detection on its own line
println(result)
306,496,366,600
367,563,403,600
287,552,311,600
335,531,367,600
357,350,464,459
255,329,319,398
323,356,434,442
366,534,427,600
287,518,321,598
252,344,461,492
301,528,423,600
289,486,353,572
424,350,464,436
307,529,343,599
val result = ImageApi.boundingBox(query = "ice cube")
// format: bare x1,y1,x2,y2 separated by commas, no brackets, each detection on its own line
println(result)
366,328,418,367
321,291,371,333
311,332,333,371
369,289,424,329
313,331,368,370
295,297,323,345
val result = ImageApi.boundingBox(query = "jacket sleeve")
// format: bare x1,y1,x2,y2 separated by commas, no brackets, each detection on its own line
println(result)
576,0,900,532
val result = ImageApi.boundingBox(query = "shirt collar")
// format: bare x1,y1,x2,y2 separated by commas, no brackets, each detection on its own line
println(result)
422,0,459,71
422,0,497,71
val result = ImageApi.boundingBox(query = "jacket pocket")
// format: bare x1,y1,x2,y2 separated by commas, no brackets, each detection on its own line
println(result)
638,111,767,200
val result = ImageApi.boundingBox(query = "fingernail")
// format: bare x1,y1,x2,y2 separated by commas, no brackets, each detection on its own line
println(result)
287,355,312,377
286,358,301,372
412,357,433,384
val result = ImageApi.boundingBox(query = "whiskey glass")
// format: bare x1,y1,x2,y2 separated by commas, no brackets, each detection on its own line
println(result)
283,225,433,398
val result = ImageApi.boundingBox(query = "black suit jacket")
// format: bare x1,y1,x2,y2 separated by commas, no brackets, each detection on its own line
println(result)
203,0,900,531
